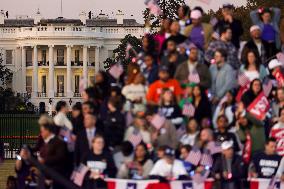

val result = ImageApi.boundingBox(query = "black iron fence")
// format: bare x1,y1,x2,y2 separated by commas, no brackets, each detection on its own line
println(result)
0,114,40,159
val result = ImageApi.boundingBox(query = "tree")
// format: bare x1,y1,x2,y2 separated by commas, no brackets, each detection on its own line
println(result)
143,0,185,27
104,34,142,70
0,49,12,86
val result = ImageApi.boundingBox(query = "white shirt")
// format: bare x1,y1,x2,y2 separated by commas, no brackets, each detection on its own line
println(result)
54,112,73,130
150,159,187,178
180,132,199,146
244,70,260,81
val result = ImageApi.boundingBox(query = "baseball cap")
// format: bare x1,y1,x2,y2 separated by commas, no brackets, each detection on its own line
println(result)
250,25,261,33
164,147,175,157
190,10,202,19
268,59,283,70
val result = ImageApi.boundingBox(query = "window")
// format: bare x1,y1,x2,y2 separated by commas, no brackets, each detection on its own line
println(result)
75,50,80,63
74,75,80,93
89,50,95,65
57,75,64,94
57,49,64,65
108,50,114,58
26,76,32,93
26,50,32,66
42,75,46,93
42,50,47,64
5,50,12,65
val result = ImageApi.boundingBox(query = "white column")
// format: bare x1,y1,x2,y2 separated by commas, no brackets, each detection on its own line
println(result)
32,45,38,97
48,45,54,98
66,45,73,97
21,47,26,93
95,46,100,73
83,45,88,88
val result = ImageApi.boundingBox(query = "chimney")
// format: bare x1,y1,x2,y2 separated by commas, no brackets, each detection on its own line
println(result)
34,8,42,25
79,11,87,25
0,10,5,25
116,10,124,25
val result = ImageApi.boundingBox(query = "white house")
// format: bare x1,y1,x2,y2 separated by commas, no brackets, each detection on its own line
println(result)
0,10,146,110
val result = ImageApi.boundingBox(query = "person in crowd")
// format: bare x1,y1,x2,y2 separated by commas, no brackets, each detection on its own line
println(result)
271,88,284,122
212,140,243,189
71,103,84,136
93,71,110,103
160,40,187,78
250,7,281,53
177,5,191,35
196,128,215,150
124,112,152,145
122,73,147,114
155,17,172,54
15,147,32,189
82,135,117,189
158,88,183,129
174,46,211,89
192,85,211,124
117,143,153,179
103,96,125,150
270,108,284,156
180,118,199,146
184,9,213,50
249,138,282,178
149,146,187,181
214,3,243,49
214,115,240,153
179,145,195,175
239,50,268,81
82,87,101,114
241,79,263,108
5,176,17,189
113,141,134,171
213,90,236,129
53,101,73,131
209,49,236,105
38,121,70,189
241,25,271,65
141,53,159,85
268,59,284,86
146,65,182,105
75,113,102,166
205,26,239,69
179,83,195,110
161,21,187,53
82,101,96,115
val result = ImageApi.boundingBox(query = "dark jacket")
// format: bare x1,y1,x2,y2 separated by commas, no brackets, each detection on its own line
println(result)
144,64,159,85
193,97,212,124
161,53,187,78
174,61,211,89
71,115,84,136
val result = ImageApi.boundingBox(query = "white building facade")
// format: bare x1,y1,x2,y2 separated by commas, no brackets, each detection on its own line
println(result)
0,11,146,110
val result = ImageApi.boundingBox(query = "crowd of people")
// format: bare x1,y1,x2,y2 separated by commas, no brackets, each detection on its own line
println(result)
4,3,284,189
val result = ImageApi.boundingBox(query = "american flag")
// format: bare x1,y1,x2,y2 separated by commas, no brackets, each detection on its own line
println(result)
188,70,200,84
71,164,89,187
200,149,213,167
182,103,195,117
144,0,162,16
128,129,143,147
109,63,124,79
185,147,201,166
125,43,137,59
150,114,166,130
238,73,250,87
262,77,273,97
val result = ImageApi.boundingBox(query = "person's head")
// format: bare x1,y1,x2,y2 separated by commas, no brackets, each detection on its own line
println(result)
142,34,156,52
200,128,213,143
279,108,284,123
182,83,195,97
161,88,174,105
186,118,199,134
134,112,147,129
133,73,145,85
107,96,120,112
238,115,249,126
260,8,272,24
163,146,175,164
40,123,54,140
188,47,199,62
92,135,105,153
221,140,234,159
158,65,170,82
222,3,234,17
265,138,277,155
180,145,191,160
82,87,96,102
201,117,211,129
157,145,167,159
82,101,95,115
170,21,180,34
178,5,190,19
193,85,206,99
250,79,262,95
84,113,96,129
214,48,227,64
72,102,82,118
144,53,154,67
190,10,202,26
95,71,108,84
121,141,134,156
161,18,172,32
245,50,260,70
38,114,54,127
225,90,235,105
166,40,177,53
216,115,229,131
6,176,17,189
276,88,284,102
55,101,68,113
220,26,232,42
134,143,149,160
250,25,262,40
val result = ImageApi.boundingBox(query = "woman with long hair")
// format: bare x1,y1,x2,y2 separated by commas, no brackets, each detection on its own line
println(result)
241,79,263,108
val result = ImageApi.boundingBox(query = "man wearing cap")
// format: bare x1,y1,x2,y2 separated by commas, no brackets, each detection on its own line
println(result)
149,146,188,181
212,140,243,189
214,3,243,49
146,65,182,105
269,59,284,87
241,25,271,65
184,9,213,50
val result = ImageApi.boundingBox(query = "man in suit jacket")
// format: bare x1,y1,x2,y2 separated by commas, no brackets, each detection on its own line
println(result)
174,47,211,89
74,113,102,166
